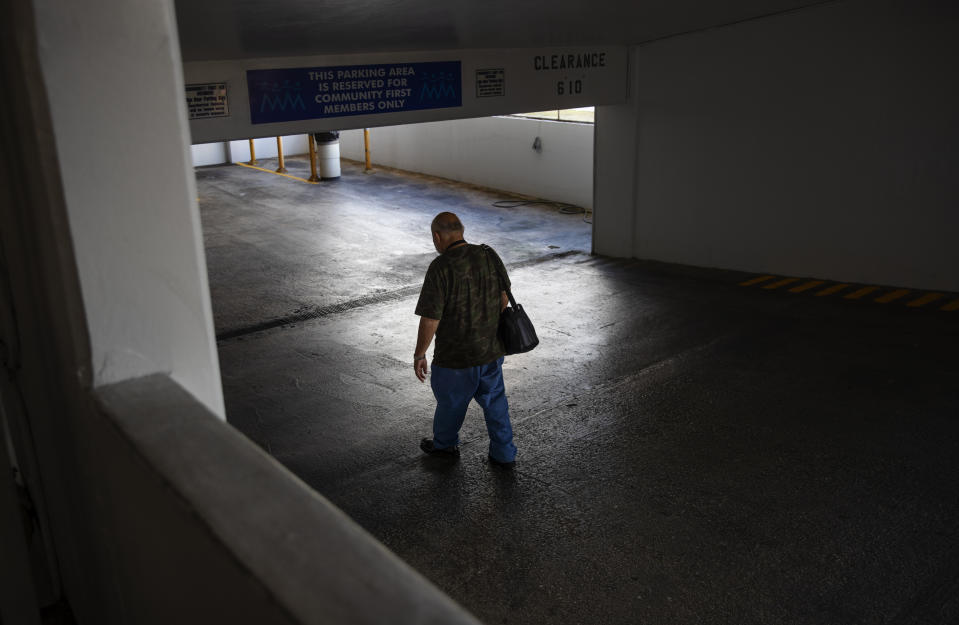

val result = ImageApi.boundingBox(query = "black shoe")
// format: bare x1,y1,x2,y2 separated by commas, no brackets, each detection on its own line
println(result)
488,454,516,469
420,438,459,457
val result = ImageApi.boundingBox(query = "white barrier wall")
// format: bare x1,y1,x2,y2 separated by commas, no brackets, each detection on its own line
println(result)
192,118,594,210
341,117,594,209
596,0,959,291
227,135,309,163
191,142,227,166
191,135,310,166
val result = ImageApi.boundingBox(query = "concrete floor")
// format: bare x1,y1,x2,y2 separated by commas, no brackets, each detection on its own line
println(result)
198,157,959,625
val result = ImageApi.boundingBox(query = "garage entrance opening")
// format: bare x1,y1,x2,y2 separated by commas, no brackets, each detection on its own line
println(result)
196,115,595,341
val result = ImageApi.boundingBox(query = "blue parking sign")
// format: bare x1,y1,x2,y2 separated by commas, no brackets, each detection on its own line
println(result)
247,61,461,124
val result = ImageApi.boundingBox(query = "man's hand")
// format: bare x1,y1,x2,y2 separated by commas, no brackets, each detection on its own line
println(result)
413,316,439,382
414,356,429,382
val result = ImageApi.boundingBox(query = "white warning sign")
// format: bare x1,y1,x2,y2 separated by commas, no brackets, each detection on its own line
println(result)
186,82,230,120
476,68,505,98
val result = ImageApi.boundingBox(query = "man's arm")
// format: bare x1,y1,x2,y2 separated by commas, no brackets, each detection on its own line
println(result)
501,291,509,312
414,316,439,382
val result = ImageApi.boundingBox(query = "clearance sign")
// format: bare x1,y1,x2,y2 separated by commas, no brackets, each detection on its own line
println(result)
532,51,608,97
247,61,461,124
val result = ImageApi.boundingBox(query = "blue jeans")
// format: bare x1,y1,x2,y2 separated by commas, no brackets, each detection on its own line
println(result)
430,356,517,463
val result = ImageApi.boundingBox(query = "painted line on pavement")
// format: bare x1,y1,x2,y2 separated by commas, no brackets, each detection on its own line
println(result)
907,293,943,308
844,286,880,300
763,277,800,290
236,161,318,185
789,280,825,293
739,273,956,312
815,284,849,297
876,289,911,304
739,275,775,287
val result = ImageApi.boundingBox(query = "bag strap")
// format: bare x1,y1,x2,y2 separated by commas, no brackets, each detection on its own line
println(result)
481,244,518,308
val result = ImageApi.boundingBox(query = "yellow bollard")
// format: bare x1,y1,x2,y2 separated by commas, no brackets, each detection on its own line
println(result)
276,136,287,173
307,134,320,182
247,138,257,165
364,128,372,173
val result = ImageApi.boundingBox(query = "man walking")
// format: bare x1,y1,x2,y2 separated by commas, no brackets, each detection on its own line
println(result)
413,212,517,468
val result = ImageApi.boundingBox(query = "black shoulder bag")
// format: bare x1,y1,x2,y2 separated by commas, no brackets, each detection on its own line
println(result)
482,245,539,355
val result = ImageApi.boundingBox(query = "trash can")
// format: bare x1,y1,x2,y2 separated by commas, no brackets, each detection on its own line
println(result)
313,131,341,179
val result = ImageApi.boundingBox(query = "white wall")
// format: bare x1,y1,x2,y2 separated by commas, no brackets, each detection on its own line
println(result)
226,134,309,163
191,142,227,166
193,119,594,211
192,135,310,166
341,116,594,209
34,0,225,415
619,0,959,291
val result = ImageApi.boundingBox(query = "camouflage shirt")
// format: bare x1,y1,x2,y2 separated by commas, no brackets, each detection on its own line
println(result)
415,243,510,368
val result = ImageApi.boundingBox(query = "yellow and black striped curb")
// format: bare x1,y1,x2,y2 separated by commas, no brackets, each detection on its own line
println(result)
738,275,959,312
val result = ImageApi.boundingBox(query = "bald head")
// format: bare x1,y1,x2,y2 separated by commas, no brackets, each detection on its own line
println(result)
430,212,466,253
431,212,464,234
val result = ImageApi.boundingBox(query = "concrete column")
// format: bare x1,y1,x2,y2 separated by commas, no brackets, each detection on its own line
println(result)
592,46,640,258
32,0,225,416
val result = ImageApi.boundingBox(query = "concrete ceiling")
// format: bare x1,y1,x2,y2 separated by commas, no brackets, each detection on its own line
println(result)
174,0,826,62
